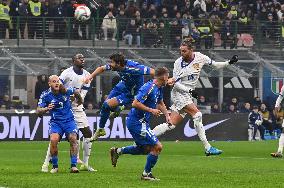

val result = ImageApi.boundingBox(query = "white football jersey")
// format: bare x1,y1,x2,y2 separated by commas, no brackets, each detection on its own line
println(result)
275,85,284,108
173,52,213,90
59,67,91,109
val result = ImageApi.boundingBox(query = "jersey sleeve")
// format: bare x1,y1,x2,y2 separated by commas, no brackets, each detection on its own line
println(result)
38,93,48,108
132,63,151,75
103,64,112,71
80,72,91,99
66,87,76,96
135,83,154,103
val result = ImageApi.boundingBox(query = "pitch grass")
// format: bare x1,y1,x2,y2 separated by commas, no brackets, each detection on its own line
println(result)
1,141,284,188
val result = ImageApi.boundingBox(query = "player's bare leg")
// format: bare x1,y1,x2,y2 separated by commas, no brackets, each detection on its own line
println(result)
68,133,79,173
79,127,97,171
91,97,119,141
50,133,60,173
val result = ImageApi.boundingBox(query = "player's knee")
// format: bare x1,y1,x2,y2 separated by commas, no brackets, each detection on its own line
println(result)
152,143,162,154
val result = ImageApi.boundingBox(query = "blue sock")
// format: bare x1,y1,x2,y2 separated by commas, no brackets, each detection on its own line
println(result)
99,101,112,128
70,155,77,168
144,154,158,173
51,155,58,168
121,145,144,155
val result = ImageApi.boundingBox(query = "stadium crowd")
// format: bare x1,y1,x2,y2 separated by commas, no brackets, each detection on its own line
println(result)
0,0,284,47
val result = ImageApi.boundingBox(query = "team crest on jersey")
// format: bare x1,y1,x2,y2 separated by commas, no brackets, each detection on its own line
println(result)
62,96,67,101
271,78,284,95
193,63,200,71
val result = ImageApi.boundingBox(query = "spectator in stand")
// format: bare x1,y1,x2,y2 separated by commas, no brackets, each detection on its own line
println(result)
106,2,115,16
18,0,29,39
34,74,49,103
9,0,20,39
169,19,182,47
191,26,201,47
211,103,220,113
27,0,43,39
51,0,65,39
252,96,262,107
0,94,11,110
142,21,158,47
260,103,273,136
228,104,238,113
125,0,138,18
221,18,237,49
209,15,222,33
117,9,128,40
197,18,213,49
182,22,190,40
86,103,93,110
264,13,278,39
238,11,249,33
124,19,140,47
193,0,206,12
101,11,117,41
240,102,251,113
147,3,157,18
155,21,165,47
198,95,208,106
181,1,193,16
140,2,148,18
229,97,240,112
0,0,10,40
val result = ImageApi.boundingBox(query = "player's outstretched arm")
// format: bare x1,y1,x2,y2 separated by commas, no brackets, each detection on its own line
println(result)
84,66,106,84
212,55,238,69
132,99,161,117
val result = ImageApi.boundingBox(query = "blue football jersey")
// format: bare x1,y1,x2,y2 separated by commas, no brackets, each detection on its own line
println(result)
105,60,151,94
38,87,75,122
128,80,163,122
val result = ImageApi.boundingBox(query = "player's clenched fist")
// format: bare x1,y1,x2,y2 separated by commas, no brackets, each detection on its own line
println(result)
150,109,161,117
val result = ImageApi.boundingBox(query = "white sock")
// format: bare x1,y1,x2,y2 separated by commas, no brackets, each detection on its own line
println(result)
152,123,176,136
83,138,92,166
43,142,51,165
77,139,81,159
193,112,211,150
277,133,284,154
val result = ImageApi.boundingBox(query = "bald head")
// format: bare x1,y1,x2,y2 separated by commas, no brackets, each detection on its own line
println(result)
48,75,60,92
48,75,59,82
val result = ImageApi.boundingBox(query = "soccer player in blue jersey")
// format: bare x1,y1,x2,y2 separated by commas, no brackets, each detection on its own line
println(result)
85,52,155,140
110,67,170,181
37,75,82,173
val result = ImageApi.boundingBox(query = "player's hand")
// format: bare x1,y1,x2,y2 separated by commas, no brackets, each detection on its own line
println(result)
47,103,55,111
189,89,199,99
83,76,92,84
228,55,238,64
150,109,161,117
165,114,171,124
167,78,175,86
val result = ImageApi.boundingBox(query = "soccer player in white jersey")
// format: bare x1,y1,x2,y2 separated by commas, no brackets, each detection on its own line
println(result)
153,39,238,155
41,54,96,172
271,85,284,158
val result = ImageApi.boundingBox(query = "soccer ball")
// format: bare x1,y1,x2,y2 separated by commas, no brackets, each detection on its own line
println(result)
74,6,91,22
